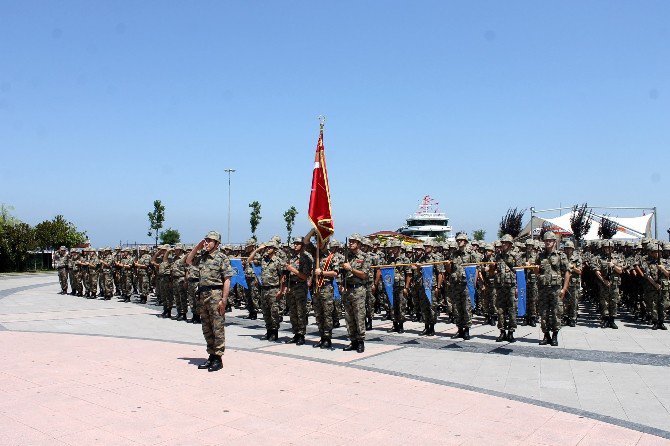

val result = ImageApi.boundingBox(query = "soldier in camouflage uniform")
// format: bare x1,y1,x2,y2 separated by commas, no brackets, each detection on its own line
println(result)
361,238,378,330
338,234,370,353
536,232,571,346
186,231,233,372
330,240,345,328
493,235,519,342
638,242,669,330
385,239,412,333
54,246,69,294
242,239,260,320
119,248,134,301
416,240,444,336
284,237,313,345
79,248,91,297
86,248,101,299
134,246,152,303
446,233,478,340
480,244,497,326
304,229,342,349
99,247,114,300
68,250,80,296
171,244,189,321
248,239,285,341
186,250,201,323
596,240,623,329
152,246,172,317
563,241,582,327
113,247,122,296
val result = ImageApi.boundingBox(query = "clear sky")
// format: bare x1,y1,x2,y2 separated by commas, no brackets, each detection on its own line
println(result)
1,1,669,245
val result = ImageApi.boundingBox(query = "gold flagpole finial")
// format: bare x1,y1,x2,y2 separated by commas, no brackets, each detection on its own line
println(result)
317,115,326,130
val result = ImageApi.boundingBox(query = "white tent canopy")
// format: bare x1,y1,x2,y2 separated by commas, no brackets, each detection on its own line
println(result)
519,211,653,240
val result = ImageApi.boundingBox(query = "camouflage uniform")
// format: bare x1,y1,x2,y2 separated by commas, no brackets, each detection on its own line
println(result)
285,239,313,341
156,248,173,317
640,242,669,329
480,245,497,325
113,248,122,296
449,235,478,338
536,233,570,345
136,249,152,303
495,235,519,341
69,251,83,296
523,240,539,326
100,249,114,299
171,247,188,319
338,235,370,351
596,242,622,327
193,232,233,364
417,241,444,335
259,241,285,338
87,250,101,297
310,242,343,347
54,248,69,294
243,240,260,319
564,242,582,326
187,257,201,323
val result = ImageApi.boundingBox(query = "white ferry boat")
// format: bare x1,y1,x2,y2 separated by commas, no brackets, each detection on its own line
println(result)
397,196,453,241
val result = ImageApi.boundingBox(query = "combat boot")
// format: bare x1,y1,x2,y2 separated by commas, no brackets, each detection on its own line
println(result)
313,336,324,348
496,330,506,342
507,330,515,343
600,316,609,328
530,317,537,327
550,331,559,346
207,355,223,372
285,334,299,344
320,338,332,349
175,313,185,321
610,317,618,329
391,321,398,333
462,327,471,340
343,340,359,351
427,323,436,336
454,327,463,339
191,314,201,324
397,322,404,334
420,323,430,336
365,316,373,330
539,332,550,345
569,319,576,327
652,322,658,330
296,334,305,346
198,354,215,370
356,340,365,353
263,330,272,341
660,323,668,330
160,309,170,318
333,316,340,328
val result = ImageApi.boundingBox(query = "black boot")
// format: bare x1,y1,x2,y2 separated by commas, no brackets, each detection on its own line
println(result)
313,336,324,348
296,334,305,346
507,330,515,343
530,317,537,327
660,322,668,330
365,316,373,330
427,323,436,336
550,331,559,346
391,321,398,333
539,332,550,345
320,338,332,349
198,354,214,369
463,327,471,340
343,340,359,351
600,316,609,328
421,323,430,336
333,316,340,328
248,311,257,320
175,313,186,321
454,327,463,339
398,322,404,334
160,309,170,318
609,316,618,329
263,330,272,340
268,330,278,342
652,322,658,330
356,340,365,353
207,355,223,372
191,314,201,324
496,330,506,342
285,334,299,344
569,319,576,327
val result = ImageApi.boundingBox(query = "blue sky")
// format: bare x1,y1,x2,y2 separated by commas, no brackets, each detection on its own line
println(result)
1,1,669,245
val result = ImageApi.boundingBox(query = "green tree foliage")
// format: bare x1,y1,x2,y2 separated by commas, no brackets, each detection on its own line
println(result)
498,208,525,238
283,206,299,243
434,235,447,243
472,229,486,241
249,201,262,241
570,203,592,246
147,200,165,246
34,215,87,250
0,222,37,271
159,228,181,245
598,216,618,239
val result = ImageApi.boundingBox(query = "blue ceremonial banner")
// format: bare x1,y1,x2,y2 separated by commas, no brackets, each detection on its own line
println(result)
333,277,341,301
252,265,263,286
380,267,395,306
421,265,433,303
516,269,527,317
307,289,312,302
465,265,477,307
229,259,248,289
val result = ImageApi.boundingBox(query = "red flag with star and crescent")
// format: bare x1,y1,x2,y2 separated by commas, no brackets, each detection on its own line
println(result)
308,127,334,243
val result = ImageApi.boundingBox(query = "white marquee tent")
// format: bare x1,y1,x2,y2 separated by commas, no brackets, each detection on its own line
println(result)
518,211,653,240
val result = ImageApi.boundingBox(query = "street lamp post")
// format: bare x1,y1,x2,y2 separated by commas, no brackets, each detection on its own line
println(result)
224,169,236,243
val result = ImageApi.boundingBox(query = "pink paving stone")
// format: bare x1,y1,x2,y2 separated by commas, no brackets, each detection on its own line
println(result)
0,331,668,446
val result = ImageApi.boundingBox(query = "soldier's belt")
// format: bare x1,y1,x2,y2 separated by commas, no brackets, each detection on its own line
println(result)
188,278,200,282
261,284,280,289
288,280,307,288
346,283,365,289
198,285,222,293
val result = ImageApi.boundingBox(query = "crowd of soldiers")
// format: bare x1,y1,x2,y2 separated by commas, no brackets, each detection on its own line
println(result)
52,230,670,355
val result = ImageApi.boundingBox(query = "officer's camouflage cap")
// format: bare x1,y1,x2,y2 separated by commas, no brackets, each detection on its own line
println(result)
205,231,221,243
500,234,514,243
348,233,364,243
543,232,557,241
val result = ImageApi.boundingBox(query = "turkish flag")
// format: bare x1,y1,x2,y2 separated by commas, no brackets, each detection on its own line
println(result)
308,128,334,243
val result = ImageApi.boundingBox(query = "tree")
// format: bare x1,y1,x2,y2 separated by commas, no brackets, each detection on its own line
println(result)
249,201,262,241
0,203,20,227
472,229,486,241
0,222,37,271
147,200,165,246
569,203,592,247
598,215,618,239
159,228,181,245
283,206,299,243
498,208,525,238
434,235,447,243
34,215,87,250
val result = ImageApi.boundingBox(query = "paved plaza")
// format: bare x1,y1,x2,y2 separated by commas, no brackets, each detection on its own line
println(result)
1,273,670,445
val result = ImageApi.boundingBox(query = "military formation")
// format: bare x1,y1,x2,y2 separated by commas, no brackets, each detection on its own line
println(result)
52,229,670,365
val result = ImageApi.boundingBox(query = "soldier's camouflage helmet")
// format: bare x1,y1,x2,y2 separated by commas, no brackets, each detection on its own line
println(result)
602,240,614,248
59,246,67,251
246,238,257,247
484,243,494,251
525,239,535,246
349,233,364,243
564,241,575,249
647,241,660,251
205,231,221,243
455,233,468,242
543,232,557,241
387,239,401,248
663,242,670,251
291,237,303,244
173,243,184,251
329,239,341,248
423,240,435,247
500,234,514,243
